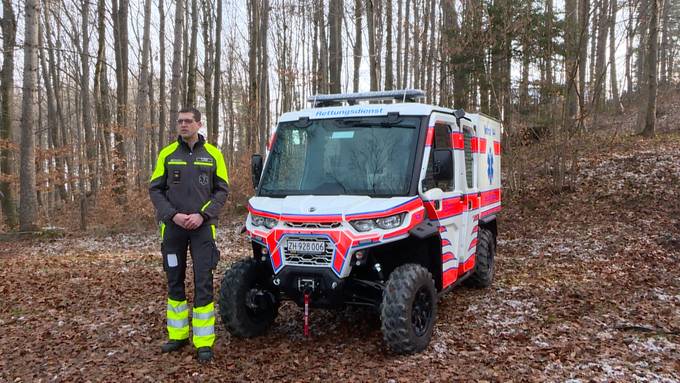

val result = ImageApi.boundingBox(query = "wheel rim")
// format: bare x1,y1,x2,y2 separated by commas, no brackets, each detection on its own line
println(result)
245,285,274,322
411,286,433,337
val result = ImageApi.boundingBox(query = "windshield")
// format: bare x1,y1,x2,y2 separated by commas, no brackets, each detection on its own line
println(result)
259,116,423,197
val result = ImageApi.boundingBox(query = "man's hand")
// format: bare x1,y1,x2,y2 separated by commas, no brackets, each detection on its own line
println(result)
172,213,190,229
185,213,204,230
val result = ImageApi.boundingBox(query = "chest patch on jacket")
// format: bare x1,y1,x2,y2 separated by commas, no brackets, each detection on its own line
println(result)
196,157,213,163
198,173,209,186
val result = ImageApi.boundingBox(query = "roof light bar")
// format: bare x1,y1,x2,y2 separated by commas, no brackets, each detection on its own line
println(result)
307,89,426,107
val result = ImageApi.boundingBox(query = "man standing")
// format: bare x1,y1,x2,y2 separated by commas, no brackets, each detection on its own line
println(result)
149,107,229,362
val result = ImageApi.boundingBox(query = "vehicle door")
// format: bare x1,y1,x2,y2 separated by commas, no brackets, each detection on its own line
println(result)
419,113,464,289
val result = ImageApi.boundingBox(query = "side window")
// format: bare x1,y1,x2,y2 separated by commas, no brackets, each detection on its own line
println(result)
463,127,474,189
423,123,454,192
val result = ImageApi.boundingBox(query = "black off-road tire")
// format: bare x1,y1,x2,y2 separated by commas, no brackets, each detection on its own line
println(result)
219,258,279,337
465,227,496,288
380,264,437,354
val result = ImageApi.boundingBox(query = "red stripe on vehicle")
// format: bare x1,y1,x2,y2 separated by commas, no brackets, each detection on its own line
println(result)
471,137,478,152
478,138,487,153
480,205,502,218
443,268,458,288
479,189,501,207
493,141,501,155
468,238,478,250
425,127,434,146
442,252,455,262
460,254,475,274
451,132,465,150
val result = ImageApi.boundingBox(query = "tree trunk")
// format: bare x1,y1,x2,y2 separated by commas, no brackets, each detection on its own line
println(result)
402,0,411,89
186,0,198,106
258,0,270,154
659,0,670,83
593,0,609,115
564,0,579,127
317,0,329,93
609,0,623,113
158,0,167,149
353,0,362,92
367,0,379,91
247,0,258,151
0,0,18,228
94,0,111,181
112,0,129,203
396,0,403,89
624,0,634,95
211,0,223,144
385,0,394,90
636,0,649,91
19,0,40,231
425,0,436,102
169,0,185,140
135,0,152,187
641,0,659,137
329,0,343,93
578,0,589,117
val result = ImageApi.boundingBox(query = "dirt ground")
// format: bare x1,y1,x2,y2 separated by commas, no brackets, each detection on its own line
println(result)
1,132,679,382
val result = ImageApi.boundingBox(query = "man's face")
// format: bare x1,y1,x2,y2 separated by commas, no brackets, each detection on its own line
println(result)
177,112,201,140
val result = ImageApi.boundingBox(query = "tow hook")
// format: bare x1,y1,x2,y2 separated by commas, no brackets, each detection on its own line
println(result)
303,290,311,337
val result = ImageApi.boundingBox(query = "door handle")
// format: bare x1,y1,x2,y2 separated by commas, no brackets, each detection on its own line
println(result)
468,200,473,210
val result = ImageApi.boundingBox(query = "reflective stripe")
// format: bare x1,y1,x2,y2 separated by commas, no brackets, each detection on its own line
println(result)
192,325,215,337
167,318,189,328
194,161,213,166
150,142,180,181
193,311,214,320
167,303,188,313
167,160,187,165
160,222,166,240
200,200,212,212
210,224,216,240
204,143,229,183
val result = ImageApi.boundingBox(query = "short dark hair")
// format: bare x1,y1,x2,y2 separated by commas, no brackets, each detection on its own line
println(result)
178,107,201,122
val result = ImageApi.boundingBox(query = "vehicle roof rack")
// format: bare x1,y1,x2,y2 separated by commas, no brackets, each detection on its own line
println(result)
307,89,426,107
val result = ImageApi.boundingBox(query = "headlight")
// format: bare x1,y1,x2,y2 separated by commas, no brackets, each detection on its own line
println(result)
350,213,406,232
251,214,278,229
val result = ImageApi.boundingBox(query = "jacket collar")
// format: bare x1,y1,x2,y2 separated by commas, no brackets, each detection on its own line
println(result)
176,133,205,150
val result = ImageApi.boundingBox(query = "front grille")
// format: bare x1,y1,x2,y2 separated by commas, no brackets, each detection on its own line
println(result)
284,222,342,229
282,236,334,267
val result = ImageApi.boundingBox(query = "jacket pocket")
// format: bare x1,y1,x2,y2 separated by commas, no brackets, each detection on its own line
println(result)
211,242,221,270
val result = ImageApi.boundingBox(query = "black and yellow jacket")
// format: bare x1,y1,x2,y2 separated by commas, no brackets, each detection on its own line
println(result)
149,134,229,226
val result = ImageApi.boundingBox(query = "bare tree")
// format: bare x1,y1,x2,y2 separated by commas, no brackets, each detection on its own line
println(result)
366,0,379,90
186,0,198,106
0,0,18,228
384,0,394,90
158,0,168,149
328,0,343,93
169,0,185,138
20,0,40,230
135,0,153,186
211,0,223,144
641,0,659,137
112,0,129,202
353,0,362,92
258,0,270,154
609,0,624,113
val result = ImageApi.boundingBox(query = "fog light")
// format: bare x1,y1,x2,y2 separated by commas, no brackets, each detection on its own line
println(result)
261,247,269,255
331,282,338,289
273,278,280,286
355,251,365,260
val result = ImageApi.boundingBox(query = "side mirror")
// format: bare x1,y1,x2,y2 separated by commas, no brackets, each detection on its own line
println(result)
251,154,263,189
423,187,444,202
453,109,466,119
433,149,453,182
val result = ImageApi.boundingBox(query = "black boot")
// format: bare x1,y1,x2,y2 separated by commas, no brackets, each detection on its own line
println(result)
196,347,213,362
161,339,189,353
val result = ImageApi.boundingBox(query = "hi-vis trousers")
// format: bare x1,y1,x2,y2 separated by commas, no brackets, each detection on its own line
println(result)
160,221,220,348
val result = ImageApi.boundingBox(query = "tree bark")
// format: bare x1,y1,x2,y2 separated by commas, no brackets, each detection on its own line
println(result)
19,0,40,231
396,0,403,89
593,0,609,114
366,0,379,91
211,0,223,144
0,0,18,228
353,0,362,92
641,0,659,137
258,0,270,155
186,0,198,106
112,0,129,203
328,0,343,93
609,0,623,113
385,0,394,90
564,0,579,127
158,0,167,149
135,0,152,187
578,0,589,117
169,0,185,140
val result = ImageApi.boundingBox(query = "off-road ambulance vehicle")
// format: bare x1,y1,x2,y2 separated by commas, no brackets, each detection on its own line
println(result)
219,90,501,354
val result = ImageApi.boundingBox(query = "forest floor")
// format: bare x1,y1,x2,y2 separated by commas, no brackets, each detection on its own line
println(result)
1,112,679,382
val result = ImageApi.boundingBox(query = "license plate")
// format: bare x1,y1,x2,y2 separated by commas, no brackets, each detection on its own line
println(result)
287,240,325,254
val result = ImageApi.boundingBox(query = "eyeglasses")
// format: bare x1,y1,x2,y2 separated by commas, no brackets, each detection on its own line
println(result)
177,119,195,124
